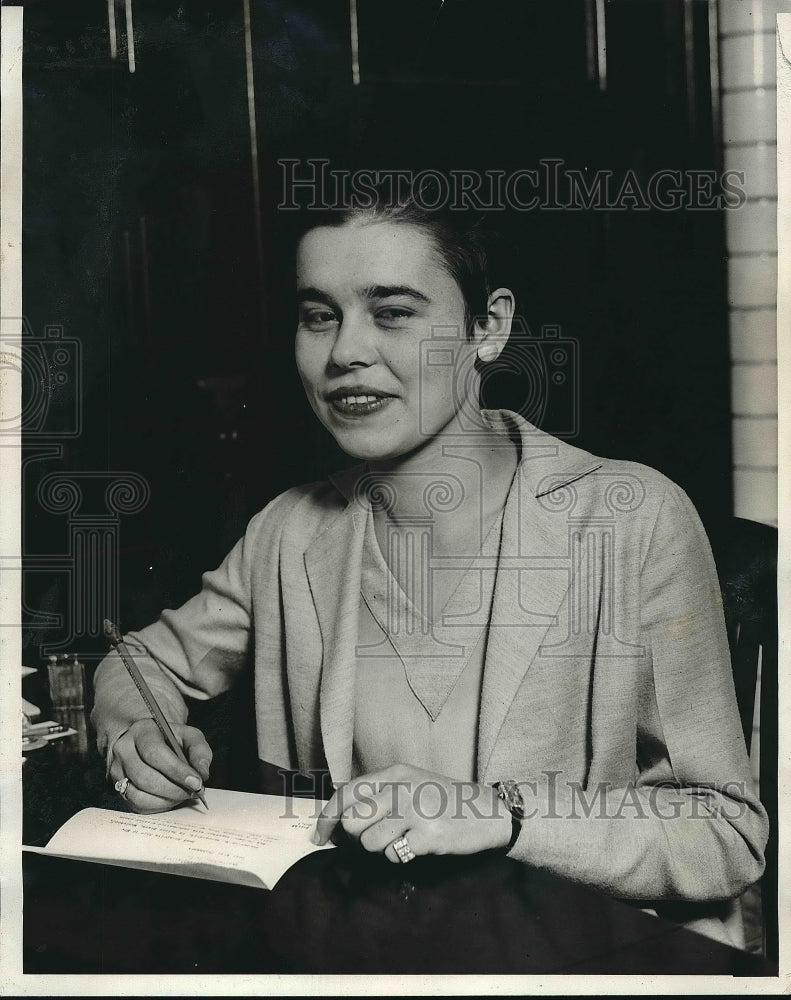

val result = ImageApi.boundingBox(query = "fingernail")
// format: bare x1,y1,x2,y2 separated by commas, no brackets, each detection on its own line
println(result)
185,775,202,791
198,758,211,779
310,830,321,845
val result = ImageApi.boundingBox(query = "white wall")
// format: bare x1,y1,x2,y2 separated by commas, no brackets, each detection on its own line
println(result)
719,0,789,527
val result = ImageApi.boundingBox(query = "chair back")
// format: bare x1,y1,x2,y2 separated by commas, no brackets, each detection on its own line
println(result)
709,516,777,962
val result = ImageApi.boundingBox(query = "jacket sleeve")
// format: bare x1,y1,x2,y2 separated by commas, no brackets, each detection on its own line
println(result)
507,482,769,902
90,494,288,767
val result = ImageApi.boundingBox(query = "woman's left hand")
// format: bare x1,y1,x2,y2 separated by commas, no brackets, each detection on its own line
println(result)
311,764,512,862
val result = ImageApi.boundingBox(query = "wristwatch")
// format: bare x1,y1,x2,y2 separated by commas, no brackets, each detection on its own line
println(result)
494,779,526,851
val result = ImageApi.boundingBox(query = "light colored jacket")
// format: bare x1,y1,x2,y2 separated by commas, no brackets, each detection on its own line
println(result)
92,410,767,937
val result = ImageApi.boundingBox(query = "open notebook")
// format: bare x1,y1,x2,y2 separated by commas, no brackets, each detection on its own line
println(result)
24,788,333,890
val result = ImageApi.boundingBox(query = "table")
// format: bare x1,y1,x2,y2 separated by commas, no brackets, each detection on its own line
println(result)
22,707,777,976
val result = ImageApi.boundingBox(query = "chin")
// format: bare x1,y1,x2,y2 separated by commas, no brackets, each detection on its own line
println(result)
329,428,408,462
336,439,406,462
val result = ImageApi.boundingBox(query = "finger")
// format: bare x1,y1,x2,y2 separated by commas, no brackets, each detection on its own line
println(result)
313,787,344,845
313,769,417,845
125,719,206,792
181,727,213,781
339,786,396,841
112,738,197,804
135,731,206,796
315,780,393,844
122,778,190,815
107,758,181,813
110,754,190,805
359,817,410,855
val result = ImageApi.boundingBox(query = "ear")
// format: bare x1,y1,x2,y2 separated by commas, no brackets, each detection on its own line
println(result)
472,287,515,363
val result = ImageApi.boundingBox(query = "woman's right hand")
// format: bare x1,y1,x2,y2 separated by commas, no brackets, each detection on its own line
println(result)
108,718,212,813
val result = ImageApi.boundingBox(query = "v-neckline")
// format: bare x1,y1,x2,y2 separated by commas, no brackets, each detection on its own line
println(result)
365,500,507,632
358,501,508,721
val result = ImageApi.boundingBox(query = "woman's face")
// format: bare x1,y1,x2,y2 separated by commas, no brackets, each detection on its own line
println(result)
295,219,479,462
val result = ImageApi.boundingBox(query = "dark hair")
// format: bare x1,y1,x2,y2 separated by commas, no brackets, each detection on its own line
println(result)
293,175,495,337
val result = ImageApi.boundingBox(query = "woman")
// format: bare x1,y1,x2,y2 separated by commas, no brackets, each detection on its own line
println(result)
92,191,767,946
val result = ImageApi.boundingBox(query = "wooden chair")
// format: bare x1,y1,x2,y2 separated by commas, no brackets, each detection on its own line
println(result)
709,516,778,962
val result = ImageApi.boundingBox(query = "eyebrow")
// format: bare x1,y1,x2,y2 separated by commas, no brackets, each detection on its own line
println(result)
296,287,341,310
360,284,430,304
296,284,431,311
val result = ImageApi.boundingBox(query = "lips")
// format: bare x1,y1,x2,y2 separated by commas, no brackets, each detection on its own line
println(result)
325,386,395,418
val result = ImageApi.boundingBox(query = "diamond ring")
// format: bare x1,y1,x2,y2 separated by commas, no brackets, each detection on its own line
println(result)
391,836,416,863
114,776,130,799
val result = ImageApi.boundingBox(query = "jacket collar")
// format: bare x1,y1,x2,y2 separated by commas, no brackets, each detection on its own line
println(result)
326,410,600,504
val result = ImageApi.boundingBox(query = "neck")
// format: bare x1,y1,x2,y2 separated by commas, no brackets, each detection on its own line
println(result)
366,413,519,528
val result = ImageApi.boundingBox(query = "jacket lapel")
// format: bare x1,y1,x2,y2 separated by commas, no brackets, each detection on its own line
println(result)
476,416,600,781
304,466,367,784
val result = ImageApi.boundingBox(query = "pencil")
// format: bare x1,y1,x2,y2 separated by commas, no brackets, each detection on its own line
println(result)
103,618,208,809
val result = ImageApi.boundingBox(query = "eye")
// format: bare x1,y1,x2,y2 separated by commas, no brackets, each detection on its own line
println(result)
376,307,413,325
298,307,339,332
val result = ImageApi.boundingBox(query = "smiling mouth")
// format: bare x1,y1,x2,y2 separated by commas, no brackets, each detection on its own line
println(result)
326,391,394,418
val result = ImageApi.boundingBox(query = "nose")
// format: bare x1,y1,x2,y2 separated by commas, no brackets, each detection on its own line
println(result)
328,312,376,370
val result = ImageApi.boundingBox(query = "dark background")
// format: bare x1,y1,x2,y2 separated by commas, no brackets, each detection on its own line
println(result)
19,0,732,665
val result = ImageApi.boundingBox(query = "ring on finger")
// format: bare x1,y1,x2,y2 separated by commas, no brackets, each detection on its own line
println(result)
391,836,416,864
114,776,130,800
